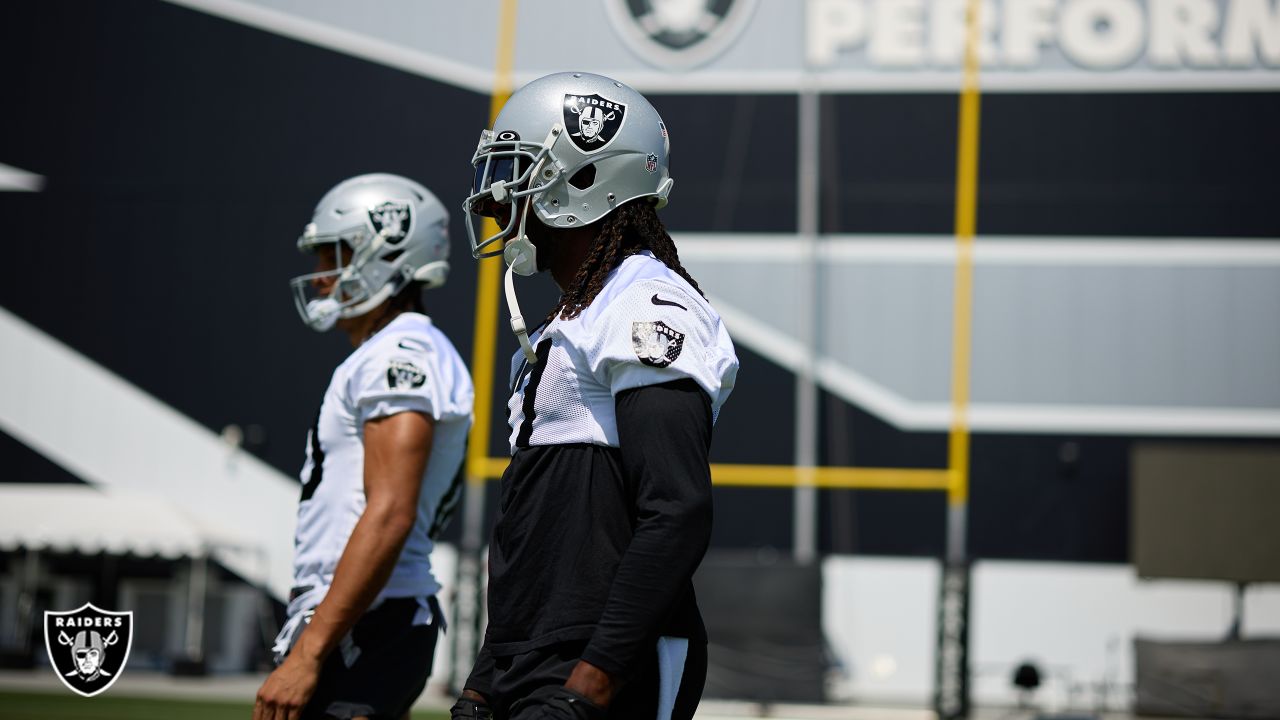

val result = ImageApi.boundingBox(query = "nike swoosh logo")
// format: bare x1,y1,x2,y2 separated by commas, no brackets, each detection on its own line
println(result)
651,294,687,311
398,340,425,351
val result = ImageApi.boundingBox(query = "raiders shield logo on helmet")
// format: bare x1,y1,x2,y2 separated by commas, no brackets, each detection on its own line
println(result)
387,360,427,389
633,320,686,368
44,604,133,698
368,201,413,244
606,0,758,70
563,94,627,154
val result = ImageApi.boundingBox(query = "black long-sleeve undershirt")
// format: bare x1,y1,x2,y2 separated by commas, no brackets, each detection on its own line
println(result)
469,379,714,687
581,378,713,677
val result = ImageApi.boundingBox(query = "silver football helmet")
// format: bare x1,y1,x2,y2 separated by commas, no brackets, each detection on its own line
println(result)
290,173,450,332
463,71,674,262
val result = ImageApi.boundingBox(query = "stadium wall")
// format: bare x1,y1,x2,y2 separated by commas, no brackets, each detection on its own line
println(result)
2,0,1278,708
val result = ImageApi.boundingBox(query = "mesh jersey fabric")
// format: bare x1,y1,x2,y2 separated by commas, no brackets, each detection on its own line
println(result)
505,252,737,452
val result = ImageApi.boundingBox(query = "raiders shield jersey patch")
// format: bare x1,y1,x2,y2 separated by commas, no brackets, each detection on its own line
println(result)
387,360,427,389
633,320,685,368
563,93,627,153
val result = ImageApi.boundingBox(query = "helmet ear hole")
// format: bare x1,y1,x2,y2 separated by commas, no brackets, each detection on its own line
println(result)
568,164,596,190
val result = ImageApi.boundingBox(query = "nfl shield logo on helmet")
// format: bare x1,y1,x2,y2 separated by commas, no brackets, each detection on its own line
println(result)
645,153,659,173
563,94,627,154
368,201,413,244
44,603,133,698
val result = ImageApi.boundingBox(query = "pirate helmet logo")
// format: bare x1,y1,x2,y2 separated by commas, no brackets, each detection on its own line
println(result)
606,0,758,70
368,200,413,244
563,94,627,154
44,603,133,697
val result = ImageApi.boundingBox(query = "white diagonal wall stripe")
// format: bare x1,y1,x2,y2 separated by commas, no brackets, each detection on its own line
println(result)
0,163,45,192
717,294,1280,436
678,234,1280,266
0,305,296,599
689,235,1280,437
164,0,492,92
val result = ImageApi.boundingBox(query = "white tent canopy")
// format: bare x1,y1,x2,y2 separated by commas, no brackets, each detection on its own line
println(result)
0,484,254,566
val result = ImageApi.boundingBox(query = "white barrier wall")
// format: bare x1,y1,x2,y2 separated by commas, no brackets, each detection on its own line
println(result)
822,556,1280,711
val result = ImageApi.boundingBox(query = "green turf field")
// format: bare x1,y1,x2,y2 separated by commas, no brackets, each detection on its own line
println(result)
0,690,452,720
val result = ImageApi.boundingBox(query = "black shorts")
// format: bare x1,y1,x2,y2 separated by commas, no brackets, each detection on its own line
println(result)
302,596,442,720
482,638,707,720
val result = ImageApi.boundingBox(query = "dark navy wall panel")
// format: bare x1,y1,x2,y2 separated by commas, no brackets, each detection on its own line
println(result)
0,0,488,479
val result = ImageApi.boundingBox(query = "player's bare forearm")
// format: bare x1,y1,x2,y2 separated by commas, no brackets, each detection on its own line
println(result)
291,501,415,663
293,411,433,664
254,505,411,720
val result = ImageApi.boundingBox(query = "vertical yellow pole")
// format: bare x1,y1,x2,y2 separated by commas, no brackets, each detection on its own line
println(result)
948,0,982,508
466,0,519,484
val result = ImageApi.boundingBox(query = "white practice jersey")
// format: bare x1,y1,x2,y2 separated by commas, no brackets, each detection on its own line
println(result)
506,252,738,451
294,313,474,600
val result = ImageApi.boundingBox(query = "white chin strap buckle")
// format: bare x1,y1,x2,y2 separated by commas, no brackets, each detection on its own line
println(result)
503,235,538,277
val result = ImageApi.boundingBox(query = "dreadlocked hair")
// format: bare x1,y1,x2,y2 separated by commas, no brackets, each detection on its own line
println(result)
547,201,704,324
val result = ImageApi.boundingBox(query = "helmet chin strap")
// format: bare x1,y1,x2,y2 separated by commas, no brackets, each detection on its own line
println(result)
503,194,540,363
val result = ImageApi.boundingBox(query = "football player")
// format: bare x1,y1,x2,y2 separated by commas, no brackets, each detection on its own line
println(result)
453,72,738,720
255,173,475,720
